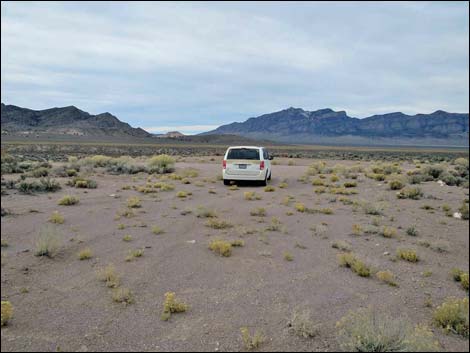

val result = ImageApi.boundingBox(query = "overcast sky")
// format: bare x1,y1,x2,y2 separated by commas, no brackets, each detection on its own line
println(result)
1,1,468,134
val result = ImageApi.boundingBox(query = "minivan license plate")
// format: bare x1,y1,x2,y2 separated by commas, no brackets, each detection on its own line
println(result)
238,164,247,169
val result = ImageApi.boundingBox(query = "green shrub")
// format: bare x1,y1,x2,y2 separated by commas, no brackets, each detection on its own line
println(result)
78,248,93,260
205,219,233,229
112,287,134,304
49,211,65,224
250,207,266,217
338,253,370,277
97,264,120,288
397,187,423,200
127,196,141,208
397,249,419,262
389,179,405,190
240,327,265,350
406,226,419,236
288,309,320,338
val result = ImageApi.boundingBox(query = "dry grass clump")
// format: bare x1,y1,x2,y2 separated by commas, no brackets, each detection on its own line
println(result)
230,240,245,247
125,248,144,262
209,240,232,257
389,179,405,190
351,224,363,236
78,248,93,260
147,154,175,174
49,211,65,224
336,307,440,352
250,207,266,217
244,191,262,200
397,187,424,200
112,287,134,304
122,234,132,242
264,185,276,192
338,253,371,277
397,248,419,262
161,292,188,321
279,182,288,189
329,187,358,195
433,297,468,337
451,269,469,291
406,225,419,236
288,309,320,338
195,206,217,218
205,218,233,229
312,178,325,186
380,226,397,238
240,327,265,350
266,217,282,231
58,195,79,206
1,301,13,326
332,240,352,252
34,226,61,258
97,264,120,288
67,176,97,189
153,182,175,191
362,202,384,215
295,202,306,212
459,201,469,220
376,270,398,286
283,251,294,261
176,191,188,198
126,196,141,208
152,225,164,235
343,181,357,188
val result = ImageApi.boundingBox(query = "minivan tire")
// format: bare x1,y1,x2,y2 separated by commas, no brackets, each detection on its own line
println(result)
223,179,231,186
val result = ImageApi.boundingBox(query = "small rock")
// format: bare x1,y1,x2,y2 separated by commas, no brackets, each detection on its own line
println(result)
383,252,390,256
187,240,196,244
453,212,462,219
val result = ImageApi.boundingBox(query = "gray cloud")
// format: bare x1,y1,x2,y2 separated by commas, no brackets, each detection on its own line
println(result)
1,1,468,134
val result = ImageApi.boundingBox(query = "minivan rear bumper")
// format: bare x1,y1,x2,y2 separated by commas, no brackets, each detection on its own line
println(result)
223,169,267,181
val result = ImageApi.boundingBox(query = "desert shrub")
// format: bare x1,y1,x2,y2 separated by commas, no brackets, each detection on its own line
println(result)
240,327,265,350
329,187,358,195
127,196,141,208
34,226,61,257
362,203,383,216
49,211,64,224
376,270,397,286
332,240,352,252
1,301,13,326
337,253,370,277
112,287,134,304
152,225,164,235
343,181,357,188
397,187,423,200
284,251,293,261
161,292,188,321
295,202,306,212
288,309,320,338
314,186,326,194
424,165,445,179
147,154,175,174
352,224,363,236
244,191,261,201
58,195,79,206
451,269,469,291
122,234,132,242
195,206,217,218
154,182,175,191
176,191,188,198
330,175,340,182
230,240,245,247
366,173,386,181
250,207,266,217
97,264,120,288
30,166,49,178
67,176,97,189
406,226,419,236
433,297,468,337
266,217,282,231
209,240,232,256
125,249,144,261
306,161,327,176
459,202,469,220
389,179,405,190
83,155,112,167
16,178,61,193
78,248,92,260
205,219,233,229
264,185,275,192
336,307,440,352
279,182,288,188
312,178,325,186
380,226,397,238
397,249,419,262
106,157,145,174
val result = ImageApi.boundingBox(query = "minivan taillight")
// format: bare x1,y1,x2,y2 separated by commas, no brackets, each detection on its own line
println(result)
223,160,227,169
260,161,265,170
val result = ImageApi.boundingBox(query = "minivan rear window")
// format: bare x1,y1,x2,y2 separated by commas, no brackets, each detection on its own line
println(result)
227,148,260,160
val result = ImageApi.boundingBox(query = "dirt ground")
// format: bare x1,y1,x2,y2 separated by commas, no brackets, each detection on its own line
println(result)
1,157,469,352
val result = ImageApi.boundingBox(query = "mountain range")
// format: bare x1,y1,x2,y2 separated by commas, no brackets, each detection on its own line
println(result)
1,103,151,138
204,107,469,146
2,103,469,146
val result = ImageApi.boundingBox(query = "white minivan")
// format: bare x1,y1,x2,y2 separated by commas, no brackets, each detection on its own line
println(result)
222,146,273,186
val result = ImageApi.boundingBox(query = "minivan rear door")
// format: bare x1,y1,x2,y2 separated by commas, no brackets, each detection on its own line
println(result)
225,148,261,176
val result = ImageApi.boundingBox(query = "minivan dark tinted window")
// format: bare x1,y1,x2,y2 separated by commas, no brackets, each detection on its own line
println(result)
227,148,260,160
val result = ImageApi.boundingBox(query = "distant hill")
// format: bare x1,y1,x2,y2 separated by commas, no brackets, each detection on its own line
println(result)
154,131,186,138
1,103,151,138
203,107,470,147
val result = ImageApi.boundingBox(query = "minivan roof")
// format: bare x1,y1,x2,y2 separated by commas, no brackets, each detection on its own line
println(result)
226,146,263,149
